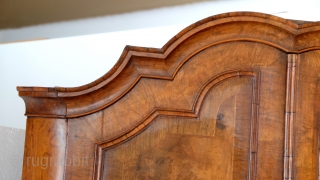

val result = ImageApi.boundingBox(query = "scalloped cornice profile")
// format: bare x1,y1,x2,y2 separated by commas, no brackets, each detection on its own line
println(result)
17,11,320,118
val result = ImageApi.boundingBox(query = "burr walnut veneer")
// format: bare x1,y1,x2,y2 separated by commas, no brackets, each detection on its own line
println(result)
18,12,320,179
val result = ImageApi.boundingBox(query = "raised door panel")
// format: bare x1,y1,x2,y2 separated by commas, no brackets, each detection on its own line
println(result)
103,77,255,179
65,42,287,179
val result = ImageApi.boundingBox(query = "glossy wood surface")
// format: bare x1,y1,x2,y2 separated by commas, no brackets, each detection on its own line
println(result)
22,118,67,179
17,12,320,179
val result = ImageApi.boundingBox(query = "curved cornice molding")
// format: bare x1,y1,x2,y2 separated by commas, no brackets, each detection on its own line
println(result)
17,11,320,118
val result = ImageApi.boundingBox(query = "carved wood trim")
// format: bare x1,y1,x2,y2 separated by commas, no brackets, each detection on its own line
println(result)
284,54,298,179
92,70,260,180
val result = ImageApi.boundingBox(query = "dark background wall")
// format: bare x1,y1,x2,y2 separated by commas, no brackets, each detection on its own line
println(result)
0,0,209,29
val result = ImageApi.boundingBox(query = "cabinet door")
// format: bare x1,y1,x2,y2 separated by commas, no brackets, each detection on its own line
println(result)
66,41,288,179
294,51,320,179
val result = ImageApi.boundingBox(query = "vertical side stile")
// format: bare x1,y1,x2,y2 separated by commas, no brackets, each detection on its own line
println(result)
284,54,297,180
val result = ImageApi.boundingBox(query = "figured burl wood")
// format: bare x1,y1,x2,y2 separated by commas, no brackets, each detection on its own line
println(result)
17,12,320,180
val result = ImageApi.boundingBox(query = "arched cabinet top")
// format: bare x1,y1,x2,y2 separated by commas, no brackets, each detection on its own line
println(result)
17,11,320,118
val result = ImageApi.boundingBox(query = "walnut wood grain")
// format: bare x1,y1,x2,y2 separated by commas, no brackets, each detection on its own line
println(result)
294,50,320,179
17,12,320,180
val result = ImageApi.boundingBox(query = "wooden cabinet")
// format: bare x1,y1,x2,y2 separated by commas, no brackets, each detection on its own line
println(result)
18,12,320,179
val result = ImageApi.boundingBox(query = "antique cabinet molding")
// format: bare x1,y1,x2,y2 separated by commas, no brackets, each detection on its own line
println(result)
17,12,320,179
18,12,320,118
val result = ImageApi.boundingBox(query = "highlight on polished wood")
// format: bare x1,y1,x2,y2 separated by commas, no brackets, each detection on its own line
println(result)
17,12,320,179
